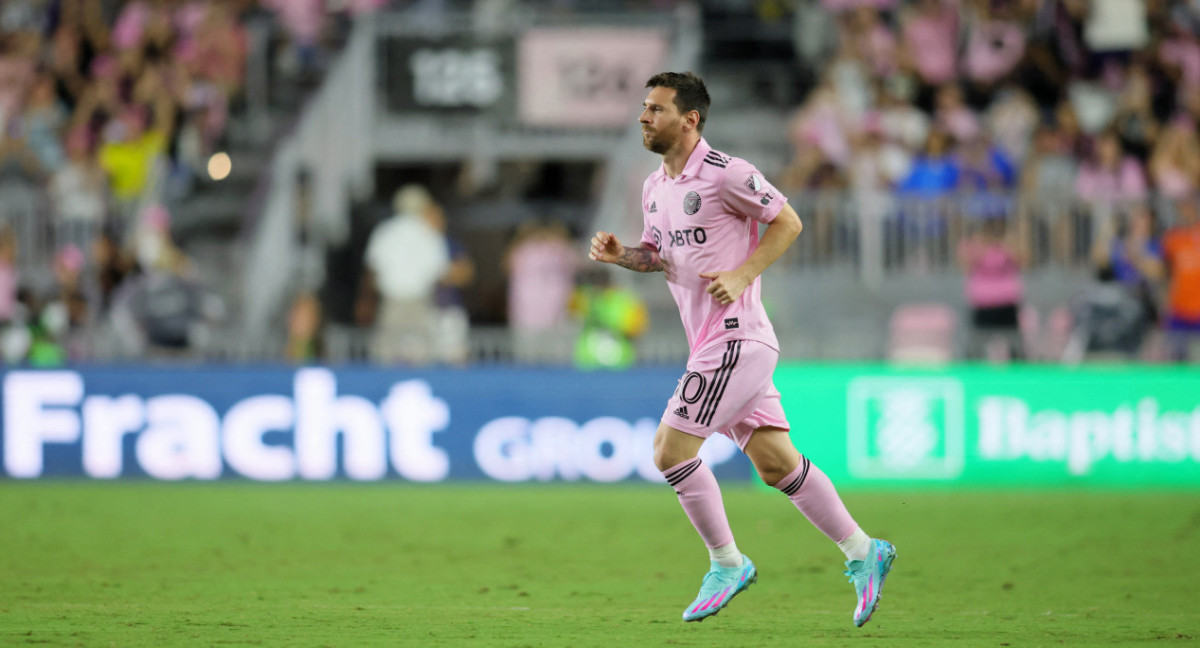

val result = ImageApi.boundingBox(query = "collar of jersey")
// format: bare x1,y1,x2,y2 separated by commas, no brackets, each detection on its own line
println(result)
657,137,712,182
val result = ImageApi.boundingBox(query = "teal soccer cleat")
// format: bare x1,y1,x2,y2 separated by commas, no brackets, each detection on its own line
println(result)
844,538,897,627
681,555,757,622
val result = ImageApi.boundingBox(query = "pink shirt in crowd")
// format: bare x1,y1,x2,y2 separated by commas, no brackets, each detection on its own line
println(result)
262,0,324,44
507,236,577,331
964,19,1026,84
1160,37,1200,92
640,138,787,353
959,240,1023,308
1075,158,1148,203
0,263,16,321
904,6,959,85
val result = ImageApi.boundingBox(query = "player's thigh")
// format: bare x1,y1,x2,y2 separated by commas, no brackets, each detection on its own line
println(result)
652,421,706,471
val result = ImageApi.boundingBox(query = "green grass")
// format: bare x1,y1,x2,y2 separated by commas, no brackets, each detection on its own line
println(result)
1,483,1198,647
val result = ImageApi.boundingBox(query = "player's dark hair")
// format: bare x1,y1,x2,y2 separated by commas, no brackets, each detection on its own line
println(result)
646,71,710,133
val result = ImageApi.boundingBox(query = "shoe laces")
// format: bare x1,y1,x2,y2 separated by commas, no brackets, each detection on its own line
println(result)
843,563,868,587
700,566,737,590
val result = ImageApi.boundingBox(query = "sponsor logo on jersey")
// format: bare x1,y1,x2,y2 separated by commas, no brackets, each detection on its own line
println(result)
668,228,707,247
745,173,764,193
683,191,702,215
648,201,657,213
724,317,739,330
673,406,689,420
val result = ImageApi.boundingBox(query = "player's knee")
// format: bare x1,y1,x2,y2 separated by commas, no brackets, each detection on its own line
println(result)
753,455,799,488
652,437,691,472
754,464,788,488
653,442,684,472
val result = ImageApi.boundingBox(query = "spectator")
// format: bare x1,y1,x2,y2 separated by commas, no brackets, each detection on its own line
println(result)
849,115,912,194
934,83,981,143
20,73,67,174
1111,62,1160,162
899,0,960,107
900,0,958,71
1083,0,1150,60
1148,115,1200,200
357,184,449,366
1063,263,1155,363
1019,123,1079,201
434,233,475,366
92,229,132,312
43,243,90,360
96,102,172,214
843,6,899,81
957,215,1028,360
958,133,1018,193
1159,15,1200,104
897,128,959,198
109,251,218,357
1161,199,1200,361
570,268,649,370
788,82,853,169
0,226,17,325
876,76,930,152
50,125,107,229
1090,204,1164,329
262,0,325,78
962,0,1027,101
505,219,578,364
1075,130,1148,205
985,85,1039,163
285,291,322,363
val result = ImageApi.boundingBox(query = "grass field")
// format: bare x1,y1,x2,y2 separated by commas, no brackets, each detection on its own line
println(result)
1,483,1197,647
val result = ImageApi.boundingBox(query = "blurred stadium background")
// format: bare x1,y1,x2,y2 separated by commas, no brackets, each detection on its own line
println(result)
1,1,1199,644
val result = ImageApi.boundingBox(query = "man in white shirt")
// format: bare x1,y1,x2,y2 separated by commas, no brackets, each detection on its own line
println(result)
360,184,449,365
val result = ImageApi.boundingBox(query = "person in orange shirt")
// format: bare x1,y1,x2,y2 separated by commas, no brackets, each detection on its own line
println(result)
1161,200,1200,361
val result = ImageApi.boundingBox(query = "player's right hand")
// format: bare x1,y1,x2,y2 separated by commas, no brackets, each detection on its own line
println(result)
589,231,622,264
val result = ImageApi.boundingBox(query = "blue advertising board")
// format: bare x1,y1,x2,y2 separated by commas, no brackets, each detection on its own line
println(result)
0,366,749,482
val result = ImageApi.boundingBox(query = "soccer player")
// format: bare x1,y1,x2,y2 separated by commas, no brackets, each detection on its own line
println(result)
588,72,896,626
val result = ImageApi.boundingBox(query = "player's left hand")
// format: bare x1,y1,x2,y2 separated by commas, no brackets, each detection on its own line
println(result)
699,270,749,306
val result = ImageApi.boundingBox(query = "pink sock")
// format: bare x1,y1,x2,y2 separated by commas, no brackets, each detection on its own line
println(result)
662,457,734,549
775,456,859,543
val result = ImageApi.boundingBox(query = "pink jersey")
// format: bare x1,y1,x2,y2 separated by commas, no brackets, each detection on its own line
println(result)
639,138,787,353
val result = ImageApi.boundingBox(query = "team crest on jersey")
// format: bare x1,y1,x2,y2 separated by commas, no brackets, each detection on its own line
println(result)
683,191,702,215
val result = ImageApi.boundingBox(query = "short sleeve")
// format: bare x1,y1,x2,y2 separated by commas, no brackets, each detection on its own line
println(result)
719,158,788,224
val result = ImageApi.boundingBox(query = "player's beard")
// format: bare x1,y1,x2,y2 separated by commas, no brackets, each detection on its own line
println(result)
642,125,678,155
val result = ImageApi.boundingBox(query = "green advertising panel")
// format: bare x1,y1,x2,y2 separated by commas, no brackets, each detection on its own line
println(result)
776,365,1200,487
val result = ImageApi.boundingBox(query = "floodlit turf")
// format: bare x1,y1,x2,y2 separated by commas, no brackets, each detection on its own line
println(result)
1,483,1198,647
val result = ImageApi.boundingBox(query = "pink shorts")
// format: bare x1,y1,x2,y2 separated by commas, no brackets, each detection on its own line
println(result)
661,340,790,449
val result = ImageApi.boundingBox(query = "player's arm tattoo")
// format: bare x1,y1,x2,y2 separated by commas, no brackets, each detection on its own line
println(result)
616,246,664,273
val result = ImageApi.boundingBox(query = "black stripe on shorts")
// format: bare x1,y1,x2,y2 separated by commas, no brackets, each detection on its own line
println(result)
697,341,741,426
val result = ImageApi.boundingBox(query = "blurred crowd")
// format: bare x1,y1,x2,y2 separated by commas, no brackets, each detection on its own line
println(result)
780,0,1200,362
0,0,384,365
